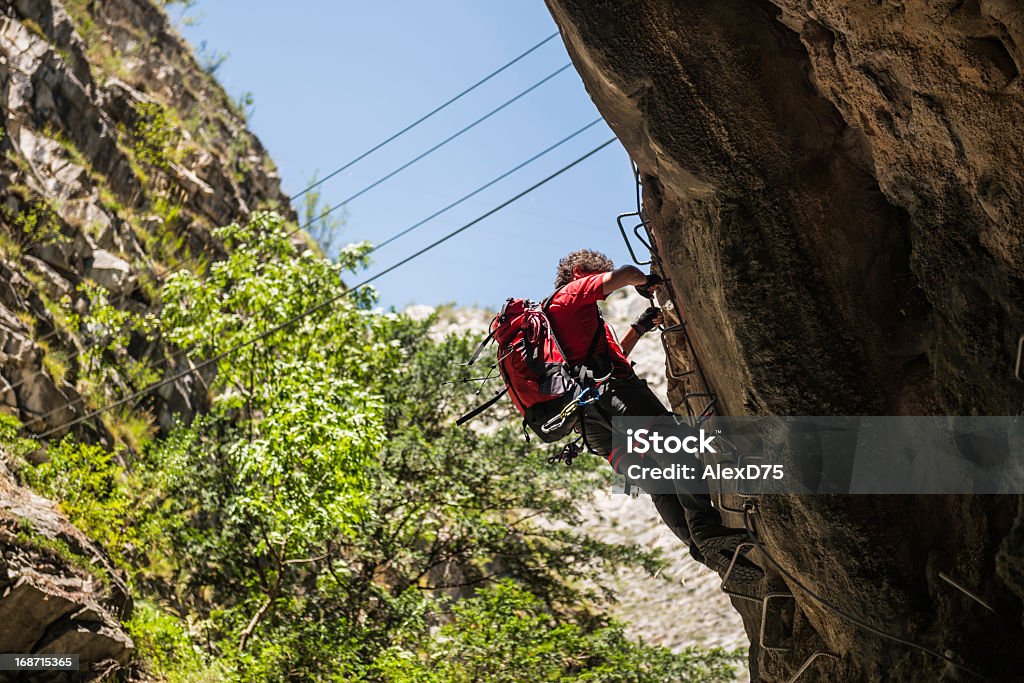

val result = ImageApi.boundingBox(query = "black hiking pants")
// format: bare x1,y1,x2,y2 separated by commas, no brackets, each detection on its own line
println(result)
581,375,721,563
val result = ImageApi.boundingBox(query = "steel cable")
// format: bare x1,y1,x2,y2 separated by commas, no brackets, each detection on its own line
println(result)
285,63,573,239
10,120,600,399
291,31,560,200
31,137,618,439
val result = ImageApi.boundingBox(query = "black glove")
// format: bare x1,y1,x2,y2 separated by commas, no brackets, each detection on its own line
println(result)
631,306,660,336
634,273,664,299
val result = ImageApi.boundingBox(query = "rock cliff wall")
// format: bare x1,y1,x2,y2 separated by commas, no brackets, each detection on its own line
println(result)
0,454,133,676
546,1,1024,680
0,0,290,438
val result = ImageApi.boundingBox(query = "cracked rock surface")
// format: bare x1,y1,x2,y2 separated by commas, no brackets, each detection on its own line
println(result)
546,1,1024,679
0,455,133,676
0,0,292,672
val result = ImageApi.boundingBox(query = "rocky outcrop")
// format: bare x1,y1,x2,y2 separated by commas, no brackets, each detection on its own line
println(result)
546,0,1024,680
0,0,293,675
0,0,292,438
0,457,132,675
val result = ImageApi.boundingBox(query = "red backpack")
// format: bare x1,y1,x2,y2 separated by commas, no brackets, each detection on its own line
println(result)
456,294,605,442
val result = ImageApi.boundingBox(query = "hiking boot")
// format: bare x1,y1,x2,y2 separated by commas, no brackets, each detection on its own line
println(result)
694,530,765,589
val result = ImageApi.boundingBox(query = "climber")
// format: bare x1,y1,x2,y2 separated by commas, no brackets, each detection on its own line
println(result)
546,249,762,583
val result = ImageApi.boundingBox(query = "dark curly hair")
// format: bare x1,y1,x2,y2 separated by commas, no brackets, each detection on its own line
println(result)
554,249,614,289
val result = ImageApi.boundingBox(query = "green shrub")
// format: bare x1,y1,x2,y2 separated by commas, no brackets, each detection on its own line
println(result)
375,580,742,683
131,101,177,170
0,413,38,461
10,197,62,245
127,600,225,682
19,438,135,566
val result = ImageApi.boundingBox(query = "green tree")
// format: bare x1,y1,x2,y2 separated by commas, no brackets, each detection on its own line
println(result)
153,212,388,644
8,211,744,680
376,580,740,683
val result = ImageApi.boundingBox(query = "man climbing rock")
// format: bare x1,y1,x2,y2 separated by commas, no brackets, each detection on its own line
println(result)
546,249,762,584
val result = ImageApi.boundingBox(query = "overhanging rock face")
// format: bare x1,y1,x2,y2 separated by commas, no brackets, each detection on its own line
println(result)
545,1,1024,679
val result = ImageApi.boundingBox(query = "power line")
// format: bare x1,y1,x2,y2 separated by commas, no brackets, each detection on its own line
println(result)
9,119,603,398
20,59,574,355
292,31,559,200
20,49,571,354
374,118,602,252
13,119,604,423
32,137,618,439
288,63,573,239
17,34,567,353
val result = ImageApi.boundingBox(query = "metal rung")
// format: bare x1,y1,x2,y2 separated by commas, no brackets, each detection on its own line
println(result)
715,453,762,514
661,323,692,379
1016,335,1023,382
717,489,748,515
633,221,654,253
787,651,840,683
683,391,715,400
682,393,716,427
616,211,652,266
692,397,716,423
720,540,762,602
661,324,718,426
760,592,796,652
616,181,721,433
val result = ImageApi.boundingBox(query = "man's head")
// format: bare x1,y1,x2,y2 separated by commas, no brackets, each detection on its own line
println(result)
554,249,614,289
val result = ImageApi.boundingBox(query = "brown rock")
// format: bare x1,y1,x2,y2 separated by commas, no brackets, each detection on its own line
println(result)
546,0,1024,679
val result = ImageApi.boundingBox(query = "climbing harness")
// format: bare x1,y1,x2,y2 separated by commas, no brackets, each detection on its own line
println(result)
543,386,611,467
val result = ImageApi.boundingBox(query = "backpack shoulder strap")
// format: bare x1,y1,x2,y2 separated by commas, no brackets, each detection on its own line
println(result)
584,314,604,362
543,283,608,368
541,282,572,311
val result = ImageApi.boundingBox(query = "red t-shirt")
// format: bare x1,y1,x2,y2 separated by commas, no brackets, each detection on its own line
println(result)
546,273,633,379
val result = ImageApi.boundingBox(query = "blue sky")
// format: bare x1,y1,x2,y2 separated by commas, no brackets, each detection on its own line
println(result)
174,2,639,310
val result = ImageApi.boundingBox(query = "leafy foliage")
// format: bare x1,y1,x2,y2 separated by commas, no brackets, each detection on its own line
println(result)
8,196,62,245
7,211,743,681
130,101,177,170
376,580,740,683
19,438,140,567
65,281,160,423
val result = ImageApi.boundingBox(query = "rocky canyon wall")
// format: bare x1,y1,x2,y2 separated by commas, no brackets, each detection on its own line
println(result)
0,0,290,672
545,1,1024,680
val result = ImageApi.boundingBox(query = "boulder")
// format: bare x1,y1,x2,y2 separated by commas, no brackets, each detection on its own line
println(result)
85,248,133,295
0,464,133,672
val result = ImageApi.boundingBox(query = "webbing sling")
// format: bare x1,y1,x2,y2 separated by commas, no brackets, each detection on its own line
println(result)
455,387,508,426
